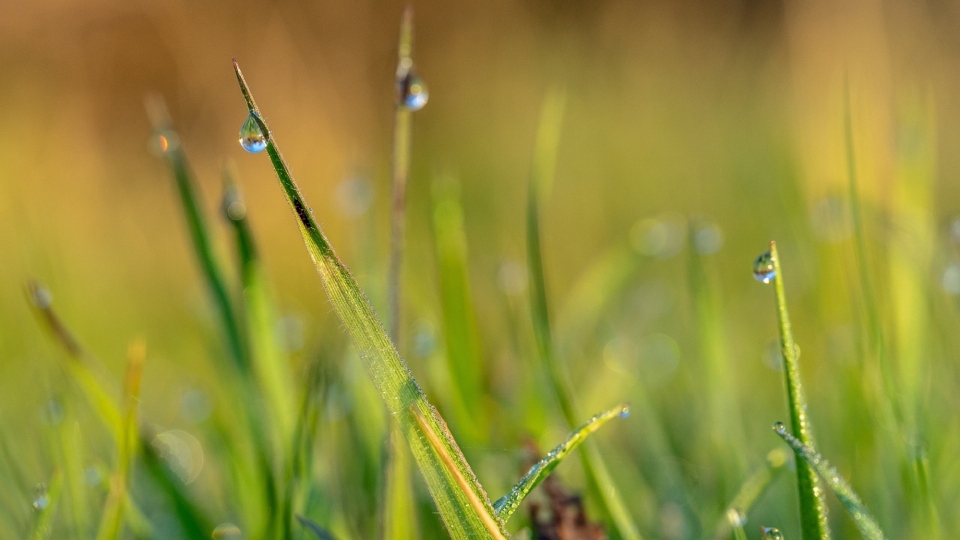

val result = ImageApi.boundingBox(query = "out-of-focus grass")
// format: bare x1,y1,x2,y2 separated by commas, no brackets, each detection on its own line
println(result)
2,1,960,540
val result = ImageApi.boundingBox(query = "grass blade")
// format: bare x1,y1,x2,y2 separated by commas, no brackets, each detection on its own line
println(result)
710,449,788,540
774,423,888,540
94,339,145,540
526,89,642,540
232,59,507,540
146,96,248,374
27,470,62,540
297,514,338,540
765,241,830,540
493,403,629,521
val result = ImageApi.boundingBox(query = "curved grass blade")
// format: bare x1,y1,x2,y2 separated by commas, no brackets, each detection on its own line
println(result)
526,88,642,540
766,242,830,540
774,423,888,540
27,470,62,540
493,403,629,521
710,449,788,540
146,96,248,374
232,59,507,540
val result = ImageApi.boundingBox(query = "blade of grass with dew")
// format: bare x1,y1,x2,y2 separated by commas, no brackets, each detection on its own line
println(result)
232,59,508,540
525,88,642,540
493,403,629,521
94,339,145,540
27,469,62,540
710,449,788,540
431,173,487,439
774,423,888,540
222,167,295,444
145,96,248,374
385,9,422,540
766,242,830,540
148,98,281,537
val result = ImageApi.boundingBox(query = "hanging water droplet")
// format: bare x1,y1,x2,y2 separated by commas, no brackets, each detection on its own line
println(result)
753,251,776,283
149,131,181,156
772,421,787,435
726,508,747,527
238,114,267,153
212,523,242,538
761,527,784,540
32,483,49,511
397,66,429,111
618,405,631,419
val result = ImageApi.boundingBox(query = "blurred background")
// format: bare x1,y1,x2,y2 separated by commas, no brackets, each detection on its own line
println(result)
3,0,960,538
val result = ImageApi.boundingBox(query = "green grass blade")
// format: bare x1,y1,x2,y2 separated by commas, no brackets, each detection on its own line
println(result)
95,340,145,540
140,433,213,540
384,424,419,540
493,403,629,521
222,168,295,441
232,59,507,540
431,174,487,437
710,449,788,540
296,514,337,540
774,423,888,540
525,89,642,540
146,97,247,374
766,241,830,540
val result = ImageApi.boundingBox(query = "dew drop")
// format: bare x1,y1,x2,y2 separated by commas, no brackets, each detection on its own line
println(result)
726,508,747,528
753,251,776,283
618,405,631,419
772,421,787,435
212,523,242,538
238,114,267,153
32,483,49,511
761,527,784,540
398,67,429,111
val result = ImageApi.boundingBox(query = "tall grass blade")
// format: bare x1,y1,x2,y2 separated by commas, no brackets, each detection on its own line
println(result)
774,423,888,540
766,241,830,540
493,403,629,521
140,433,213,540
232,59,507,540
297,514,338,540
146,96,248,374
710,449,788,540
94,339,145,540
525,88,642,540
27,469,62,540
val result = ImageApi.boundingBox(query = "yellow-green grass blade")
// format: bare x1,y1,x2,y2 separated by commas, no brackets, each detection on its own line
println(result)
146,97,248,375
493,404,629,521
384,423,420,540
525,89,642,540
95,339,145,540
232,59,507,540
222,169,295,445
710,449,788,540
774,423,888,540
431,174,487,438
767,242,830,540
140,432,213,539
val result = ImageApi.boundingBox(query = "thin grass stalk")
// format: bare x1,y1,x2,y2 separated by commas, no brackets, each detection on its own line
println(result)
233,59,507,539
27,470,62,540
768,242,830,540
710,449,787,540
774,423,888,540
525,90,642,540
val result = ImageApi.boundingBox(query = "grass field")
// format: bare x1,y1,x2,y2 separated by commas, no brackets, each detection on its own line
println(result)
2,1,960,539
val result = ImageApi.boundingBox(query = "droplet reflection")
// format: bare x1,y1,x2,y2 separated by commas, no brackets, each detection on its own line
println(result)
753,251,776,283
238,114,267,153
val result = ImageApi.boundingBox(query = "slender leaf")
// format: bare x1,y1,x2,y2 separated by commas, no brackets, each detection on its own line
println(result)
767,241,831,540
526,88,642,540
297,514,338,540
774,423,888,540
232,59,507,540
494,403,629,521
710,449,787,540
27,470,62,540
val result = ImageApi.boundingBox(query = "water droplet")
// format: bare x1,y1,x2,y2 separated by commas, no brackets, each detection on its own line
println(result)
238,114,267,153
397,67,429,111
772,421,787,435
943,263,960,295
212,523,242,538
33,483,49,511
222,184,247,222
761,527,784,540
28,282,53,309
618,405,631,419
693,222,724,254
753,251,775,283
154,430,205,484
149,131,180,156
